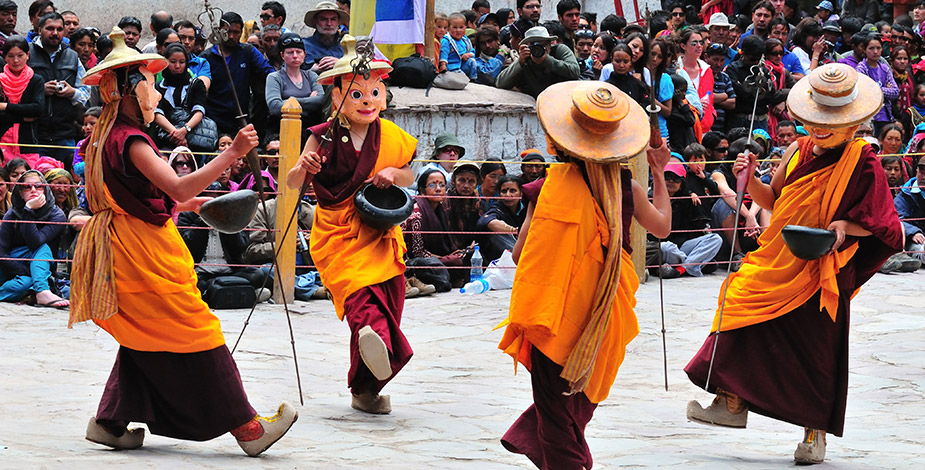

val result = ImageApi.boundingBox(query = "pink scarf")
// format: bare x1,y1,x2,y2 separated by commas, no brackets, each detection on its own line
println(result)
0,64,37,164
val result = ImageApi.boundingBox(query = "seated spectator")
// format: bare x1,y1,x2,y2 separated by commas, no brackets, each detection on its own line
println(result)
497,25,580,98
302,1,347,74
167,146,198,178
472,27,504,85
263,136,281,183
653,163,722,278
265,33,324,135
765,38,796,142
152,43,211,154
0,169,67,308
4,158,29,182
881,155,908,198
479,157,506,197
519,149,546,183
419,134,463,183
0,36,44,164
710,137,769,261
701,131,728,172
243,189,314,268
446,160,484,250
43,167,77,258
477,174,525,263
440,12,477,78
683,143,719,212
894,159,925,264
403,168,470,288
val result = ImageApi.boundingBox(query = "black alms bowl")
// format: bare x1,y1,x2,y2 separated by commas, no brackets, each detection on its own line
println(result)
199,189,260,234
780,225,837,260
354,184,414,231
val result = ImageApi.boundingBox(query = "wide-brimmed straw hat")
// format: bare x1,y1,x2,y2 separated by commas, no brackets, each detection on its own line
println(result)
536,81,649,163
317,35,392,85
787,63,882,129
83,27,167,86
304,1,349,28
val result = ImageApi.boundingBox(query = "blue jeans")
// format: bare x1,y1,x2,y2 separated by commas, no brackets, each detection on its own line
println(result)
0,244,54,301
660,233,723,277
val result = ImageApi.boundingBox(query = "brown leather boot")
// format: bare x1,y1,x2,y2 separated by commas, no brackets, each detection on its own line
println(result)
408,275,436,295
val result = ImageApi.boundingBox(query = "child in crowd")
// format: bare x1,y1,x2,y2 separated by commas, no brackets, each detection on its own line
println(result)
880,155,907,198
439,12,477,78
667,73,698,153
683,143,719,213
72,107,102,179
434,13,448,69
856,34,898,134
605,41,648,108
901,83,925,142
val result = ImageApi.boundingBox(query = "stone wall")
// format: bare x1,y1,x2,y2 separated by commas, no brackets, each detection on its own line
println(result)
25,0,661,42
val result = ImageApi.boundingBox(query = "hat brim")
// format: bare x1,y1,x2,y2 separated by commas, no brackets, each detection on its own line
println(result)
537,81,649,163
709,22,732,28
304,9,350,28
786,73,883,129
317,64,392,85
83,54,167,86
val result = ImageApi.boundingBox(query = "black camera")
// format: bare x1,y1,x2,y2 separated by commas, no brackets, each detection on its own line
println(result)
530,42,546,59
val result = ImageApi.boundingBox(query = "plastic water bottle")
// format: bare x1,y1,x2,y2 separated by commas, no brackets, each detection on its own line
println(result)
470,245,483,281
460,278,490,294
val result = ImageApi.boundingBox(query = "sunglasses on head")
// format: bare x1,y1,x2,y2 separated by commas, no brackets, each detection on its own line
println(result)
280,36,302,48
576,29,594,39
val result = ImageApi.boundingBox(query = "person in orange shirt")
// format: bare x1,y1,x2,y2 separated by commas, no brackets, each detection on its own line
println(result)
685,64,904,465
69,28,297,456
287,36,417,415
498,81,672,470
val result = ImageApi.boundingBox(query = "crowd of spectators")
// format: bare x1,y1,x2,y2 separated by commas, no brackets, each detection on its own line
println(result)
2,0,925,309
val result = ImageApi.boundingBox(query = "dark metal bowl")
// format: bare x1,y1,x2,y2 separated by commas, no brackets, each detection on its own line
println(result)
199,189,260,234
354,184,414,231
781,225,837,260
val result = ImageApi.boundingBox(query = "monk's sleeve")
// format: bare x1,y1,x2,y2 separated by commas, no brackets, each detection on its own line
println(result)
836,150,904,286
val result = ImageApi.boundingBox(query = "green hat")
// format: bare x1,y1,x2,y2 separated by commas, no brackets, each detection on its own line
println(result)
433,134,466,158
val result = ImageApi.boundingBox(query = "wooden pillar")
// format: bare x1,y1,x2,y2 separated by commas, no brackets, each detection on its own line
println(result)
273,97,302,303
424,0,436,60
630,154,649,283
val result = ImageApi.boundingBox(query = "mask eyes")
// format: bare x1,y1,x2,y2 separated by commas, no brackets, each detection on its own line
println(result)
350,90,363,100
371,88,380,98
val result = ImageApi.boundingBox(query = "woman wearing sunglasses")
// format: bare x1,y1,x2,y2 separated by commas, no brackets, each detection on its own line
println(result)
266,32,324,138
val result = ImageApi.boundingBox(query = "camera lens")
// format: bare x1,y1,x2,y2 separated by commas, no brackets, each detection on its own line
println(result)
530,43,545,58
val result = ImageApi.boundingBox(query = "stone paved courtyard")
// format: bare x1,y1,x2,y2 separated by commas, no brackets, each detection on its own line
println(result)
1,270,923,469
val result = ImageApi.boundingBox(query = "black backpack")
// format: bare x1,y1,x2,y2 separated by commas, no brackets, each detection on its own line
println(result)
204,276,256,309
388,54,437,88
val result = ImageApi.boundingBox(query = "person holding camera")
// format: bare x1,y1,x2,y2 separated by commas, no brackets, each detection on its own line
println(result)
497,25,580,99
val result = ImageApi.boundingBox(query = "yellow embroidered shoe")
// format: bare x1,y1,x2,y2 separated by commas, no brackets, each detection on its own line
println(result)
237,402,299,457
794,428,826,464
85,418,145,450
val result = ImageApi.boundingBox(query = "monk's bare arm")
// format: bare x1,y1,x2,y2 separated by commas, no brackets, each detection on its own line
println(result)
741,141,797,210
633,144,672,239
512,202,535,265
131,125,258,203
288,134,322,190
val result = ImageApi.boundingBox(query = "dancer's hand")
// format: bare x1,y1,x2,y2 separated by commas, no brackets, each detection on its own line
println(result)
298,151,325,175
827,219,847,253
230,124,259,157
366,167,401,188
647,141,671,173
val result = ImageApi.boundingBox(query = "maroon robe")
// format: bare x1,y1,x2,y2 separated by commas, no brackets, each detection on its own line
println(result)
685,143,904,437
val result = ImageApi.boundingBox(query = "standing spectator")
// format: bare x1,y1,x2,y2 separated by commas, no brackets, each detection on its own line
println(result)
768,17,807,79
0,169,67,308
842,0,879,24
260,2,290,34
140,11,173,54
498,26,580,98
174,20,211,88
588,32,615,80
202,12,275,137
648,37,676,141
881,155,907,197
765,38,796,142
472,0,491,16
302,1,347,74
25,1,55,43
0,36,45,163
891,46,914,120
782,0,804,27
574,29,595,79
606,41,649,108
668,3,687,33
739,1,775,44
879,123,905,156
520,149,547,182
705,43,735,134
856,34,899,134
28,12,88,172
726,35,784,132
154,28,180,56
498,8,516,27
578,11,596,32
0,0,18,50
654,163,723,278
776,120,798,147
667,73,699,153
624,32,650,81
117,16,143,51
791,18,827,72
894,160,925,263
516,0,542,28
151,43,210,153
556,0,581,51
69,27,97,70
815,1,835,25
676,28,715,134
705,12,731,49
265,33,324,135
259,24,283,69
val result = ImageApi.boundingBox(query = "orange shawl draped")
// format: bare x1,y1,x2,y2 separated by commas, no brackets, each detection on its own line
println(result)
711,138,867,332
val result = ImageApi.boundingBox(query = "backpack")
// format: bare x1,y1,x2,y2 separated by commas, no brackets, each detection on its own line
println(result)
203,276,256,309
389,54,438,88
